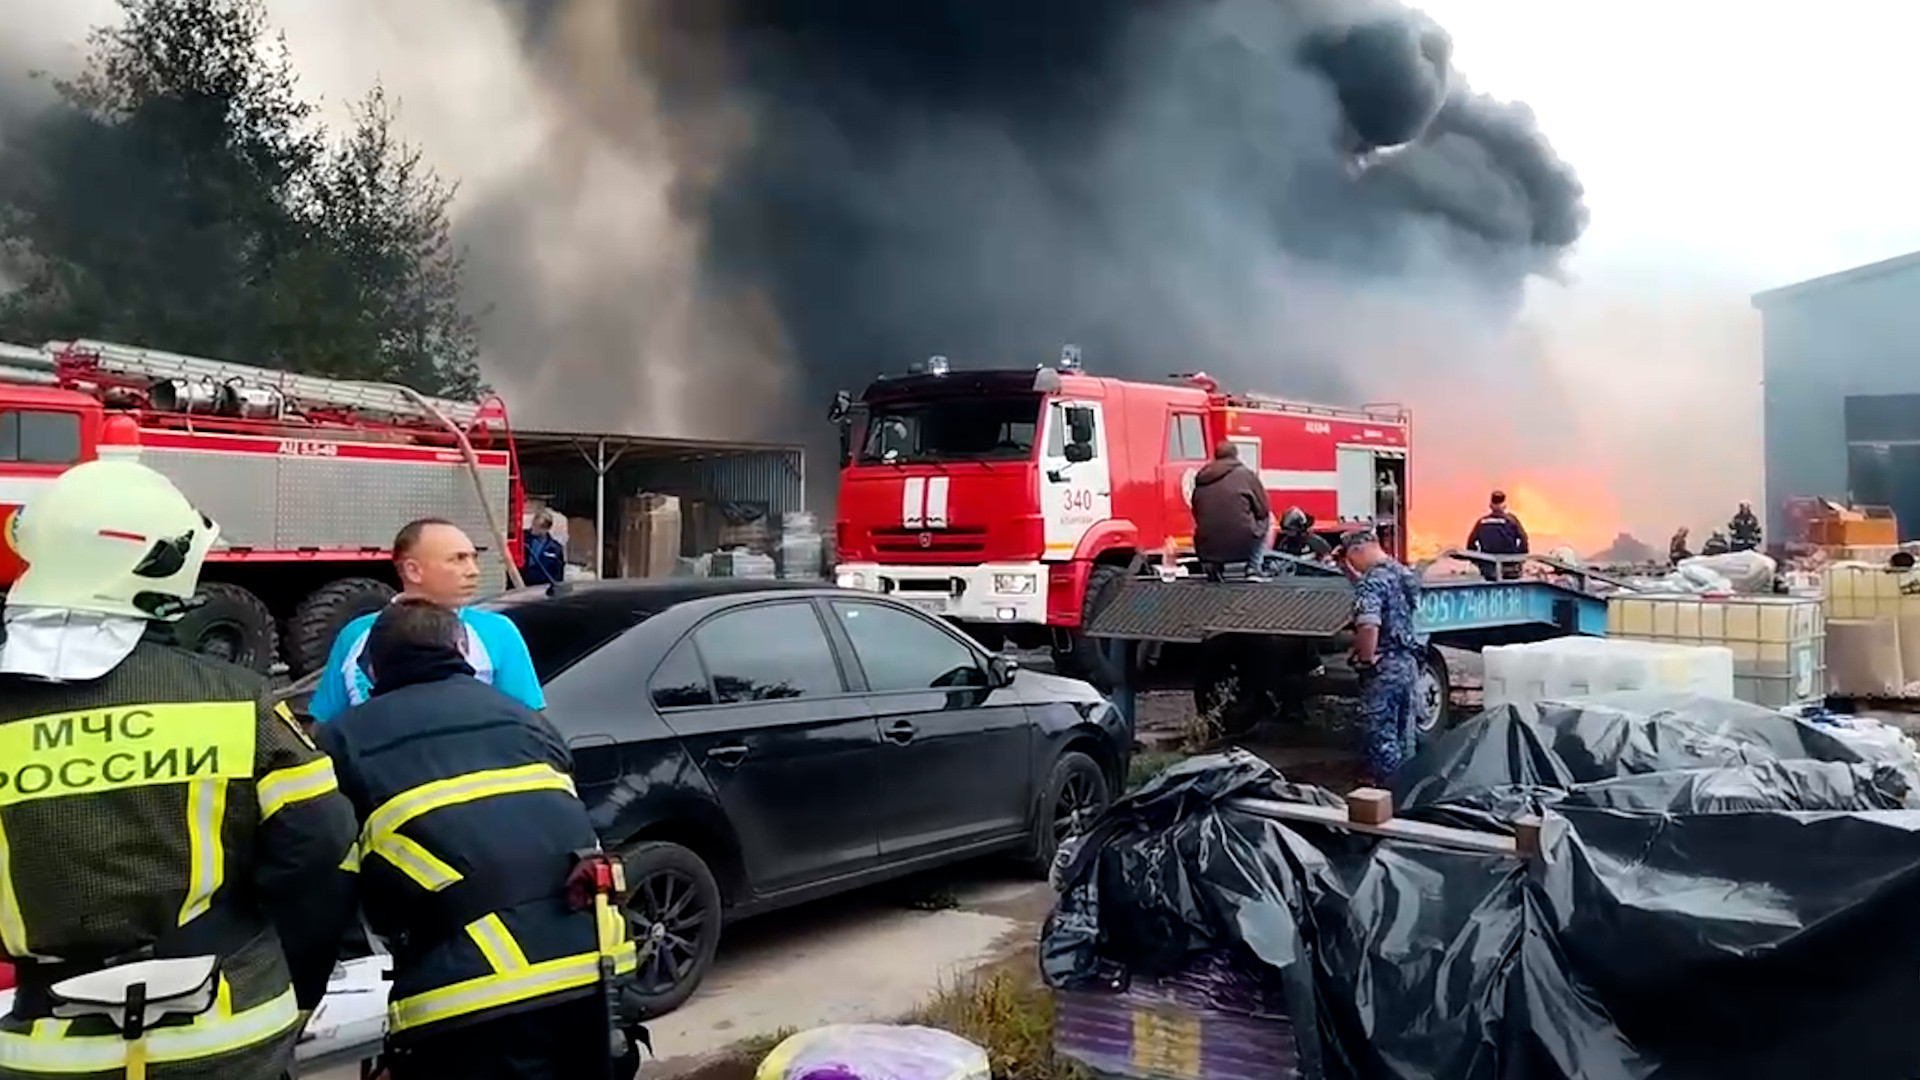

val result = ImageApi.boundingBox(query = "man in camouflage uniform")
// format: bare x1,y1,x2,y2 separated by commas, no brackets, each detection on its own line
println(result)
1338,527,1425,783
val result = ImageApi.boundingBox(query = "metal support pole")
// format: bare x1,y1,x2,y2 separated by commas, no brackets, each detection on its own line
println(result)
594,437,607,578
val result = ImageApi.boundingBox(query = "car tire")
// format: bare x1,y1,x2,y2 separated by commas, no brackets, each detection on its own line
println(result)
618,840,724,1019
1022,750,1112,877
171,582,278,673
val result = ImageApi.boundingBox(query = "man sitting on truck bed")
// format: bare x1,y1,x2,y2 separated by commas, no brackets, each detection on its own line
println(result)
309,517,545,722
1191,440,1272,574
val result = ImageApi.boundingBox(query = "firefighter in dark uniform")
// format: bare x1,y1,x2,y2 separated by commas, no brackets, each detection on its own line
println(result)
0,460,359,1080
1273,507,1334,563
315,598,642,1079
1728,502,1763,552
1465,489,1528,581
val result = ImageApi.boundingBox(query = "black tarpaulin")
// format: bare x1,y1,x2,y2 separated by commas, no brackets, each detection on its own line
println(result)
1042,694,1920,1080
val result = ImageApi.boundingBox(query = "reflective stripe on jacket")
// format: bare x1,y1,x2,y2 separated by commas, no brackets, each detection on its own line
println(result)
0,638,360,1080
316,668,635,1042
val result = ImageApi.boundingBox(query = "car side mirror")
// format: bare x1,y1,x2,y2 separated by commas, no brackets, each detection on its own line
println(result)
987,653,1018,688
1063,442,1093,464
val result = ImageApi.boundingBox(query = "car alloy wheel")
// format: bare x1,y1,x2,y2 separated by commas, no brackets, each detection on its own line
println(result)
1053,769,1101,844
628,866,711,997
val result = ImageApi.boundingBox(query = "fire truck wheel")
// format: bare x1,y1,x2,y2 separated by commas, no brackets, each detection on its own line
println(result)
1053,563,1129,689
172,583,278,674
286,578,397,677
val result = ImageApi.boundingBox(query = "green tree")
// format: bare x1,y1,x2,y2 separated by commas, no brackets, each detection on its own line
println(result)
0,0,483,399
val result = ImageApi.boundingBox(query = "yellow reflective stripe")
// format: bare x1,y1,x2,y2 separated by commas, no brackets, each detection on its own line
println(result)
0,816,30,958
256,757,337,822
339,842,362,873
375,834,462,891
26,1019,67,1039
0,986,298,1073
364,764,575,840
360,764,574,891
177,778,228,926
388,945,636,1034
271,701,316,750
464,914,529,973
0,703,254,808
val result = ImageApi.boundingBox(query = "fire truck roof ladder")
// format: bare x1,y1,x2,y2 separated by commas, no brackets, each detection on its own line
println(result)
1233,390,1404,424
0,343,56,386
51,338,484,427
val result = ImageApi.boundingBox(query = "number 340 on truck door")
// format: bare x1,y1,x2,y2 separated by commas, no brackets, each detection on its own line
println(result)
1063,489,1096,512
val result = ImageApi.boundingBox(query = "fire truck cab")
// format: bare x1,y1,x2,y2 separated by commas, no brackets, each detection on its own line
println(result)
831,351,1409,679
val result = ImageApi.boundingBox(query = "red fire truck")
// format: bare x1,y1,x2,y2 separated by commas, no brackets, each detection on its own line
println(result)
830,350,1410,679
0,338,522,676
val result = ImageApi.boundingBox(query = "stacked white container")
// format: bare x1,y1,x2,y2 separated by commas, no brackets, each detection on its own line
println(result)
1482,637,1736,711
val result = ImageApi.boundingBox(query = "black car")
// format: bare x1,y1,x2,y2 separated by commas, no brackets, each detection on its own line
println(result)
484,579,1131,1016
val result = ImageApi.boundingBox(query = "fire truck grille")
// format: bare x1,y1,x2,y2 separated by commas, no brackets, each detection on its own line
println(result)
870,527,987,557
1083,578,1355,642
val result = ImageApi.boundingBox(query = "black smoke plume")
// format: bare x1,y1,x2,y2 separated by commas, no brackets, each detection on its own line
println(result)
474,0,1585,488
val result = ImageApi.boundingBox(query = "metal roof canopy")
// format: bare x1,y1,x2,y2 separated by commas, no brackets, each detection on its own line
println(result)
511,429,805,576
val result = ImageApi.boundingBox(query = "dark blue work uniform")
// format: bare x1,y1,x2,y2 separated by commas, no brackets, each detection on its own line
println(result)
316,644,637,1077
1353,559,1424,781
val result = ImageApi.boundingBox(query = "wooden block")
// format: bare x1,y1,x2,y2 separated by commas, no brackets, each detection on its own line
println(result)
1513,816,1542,860
1346,788,1393,825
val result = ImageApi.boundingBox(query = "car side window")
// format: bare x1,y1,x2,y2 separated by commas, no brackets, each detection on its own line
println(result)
830,600,987,693
649,639,713,710
692,602,844,703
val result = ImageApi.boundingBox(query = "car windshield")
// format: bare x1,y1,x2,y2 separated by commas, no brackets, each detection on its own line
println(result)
859,394,1041,464
490,594,662,683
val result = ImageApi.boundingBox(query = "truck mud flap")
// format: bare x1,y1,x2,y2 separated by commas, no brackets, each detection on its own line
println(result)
1083,578,1354,642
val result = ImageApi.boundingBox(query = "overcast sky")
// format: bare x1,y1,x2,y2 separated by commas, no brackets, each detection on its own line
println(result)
1419,0,1920,293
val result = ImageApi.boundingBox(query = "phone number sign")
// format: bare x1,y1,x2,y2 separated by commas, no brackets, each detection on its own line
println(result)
1416,584,1533,633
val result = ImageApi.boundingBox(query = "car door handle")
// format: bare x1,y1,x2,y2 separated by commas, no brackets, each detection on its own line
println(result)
705,744,749,767
883,720,917,744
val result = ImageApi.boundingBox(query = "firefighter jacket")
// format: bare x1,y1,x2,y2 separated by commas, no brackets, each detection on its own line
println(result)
314,645,637,1045
0,636,360,1080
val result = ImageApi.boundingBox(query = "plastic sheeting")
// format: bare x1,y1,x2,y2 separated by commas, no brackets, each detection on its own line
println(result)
1041,694,1920,1080
755,1025,990,1080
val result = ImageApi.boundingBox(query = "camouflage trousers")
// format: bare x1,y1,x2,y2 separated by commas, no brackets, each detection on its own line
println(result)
1358,652,1418,784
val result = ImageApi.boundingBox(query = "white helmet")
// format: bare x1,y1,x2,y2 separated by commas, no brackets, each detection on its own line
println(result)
8,460,218,620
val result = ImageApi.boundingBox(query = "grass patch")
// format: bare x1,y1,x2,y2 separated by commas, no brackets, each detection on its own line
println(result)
1127,748,1188,790
912,954,1084,1080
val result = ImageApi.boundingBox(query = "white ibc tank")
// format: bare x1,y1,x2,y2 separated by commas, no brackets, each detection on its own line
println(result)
1483,637,1735,710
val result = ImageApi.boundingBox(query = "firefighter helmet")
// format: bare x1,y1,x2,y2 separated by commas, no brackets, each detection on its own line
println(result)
1280,506,1311,533
7,460,219,620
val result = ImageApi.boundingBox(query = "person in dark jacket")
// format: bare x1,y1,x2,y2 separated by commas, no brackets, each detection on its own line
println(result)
521,511,568,586
1274,506,1334,563
316,598,640,1080
1669,526,1693,566
1465,490,1528,581
1191,441,1271,571
1728,502,1762,552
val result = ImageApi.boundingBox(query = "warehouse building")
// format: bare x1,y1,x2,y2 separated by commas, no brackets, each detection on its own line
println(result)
1752,250,1920,541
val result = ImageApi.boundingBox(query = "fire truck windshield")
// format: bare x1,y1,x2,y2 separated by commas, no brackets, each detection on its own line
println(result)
859,394,1041,464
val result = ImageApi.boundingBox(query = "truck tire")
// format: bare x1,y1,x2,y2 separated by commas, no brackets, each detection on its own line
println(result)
172,583,278,674
1052,563,1128,690
286,578,395,677
1412,645,1454,737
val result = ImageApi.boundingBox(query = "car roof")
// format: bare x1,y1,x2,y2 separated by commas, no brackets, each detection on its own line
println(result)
485,577,826,617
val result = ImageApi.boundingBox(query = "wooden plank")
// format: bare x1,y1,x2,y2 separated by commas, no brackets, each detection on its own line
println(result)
1230,796,1538,860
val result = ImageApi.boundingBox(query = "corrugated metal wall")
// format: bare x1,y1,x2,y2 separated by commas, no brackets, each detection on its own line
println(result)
1757,255,1920,540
